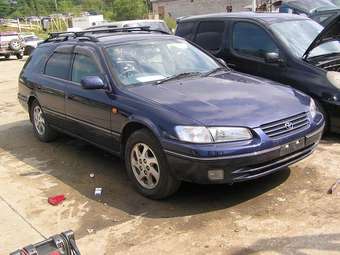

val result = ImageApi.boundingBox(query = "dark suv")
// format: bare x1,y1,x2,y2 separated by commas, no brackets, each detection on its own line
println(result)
18,27,324,199
176,12,340,133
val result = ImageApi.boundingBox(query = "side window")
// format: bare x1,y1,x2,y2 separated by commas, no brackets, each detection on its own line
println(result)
176,22,195,39
23,46,54,73
45,52,72,80
232,22,279,59
195,21,225,51
72,54,101,83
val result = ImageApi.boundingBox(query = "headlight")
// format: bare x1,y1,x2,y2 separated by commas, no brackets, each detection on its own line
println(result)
175,126,252,143
327,71,340,89
310,98,317,119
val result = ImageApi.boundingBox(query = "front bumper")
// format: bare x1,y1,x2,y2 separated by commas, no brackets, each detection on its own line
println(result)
164,122,324,184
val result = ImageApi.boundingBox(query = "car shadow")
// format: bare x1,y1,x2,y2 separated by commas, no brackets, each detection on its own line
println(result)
0,120,291,218
229,233,340,255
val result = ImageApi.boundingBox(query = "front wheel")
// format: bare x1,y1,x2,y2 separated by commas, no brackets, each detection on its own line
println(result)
16,52,23,59
30,100,57,142
125,129,181,199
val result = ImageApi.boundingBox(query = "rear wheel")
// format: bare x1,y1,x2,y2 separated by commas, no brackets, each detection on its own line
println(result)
4,55,10,60
30,100,57,142
125,129,181,199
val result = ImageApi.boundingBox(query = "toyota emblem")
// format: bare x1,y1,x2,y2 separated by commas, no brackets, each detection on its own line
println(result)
285,122,294,130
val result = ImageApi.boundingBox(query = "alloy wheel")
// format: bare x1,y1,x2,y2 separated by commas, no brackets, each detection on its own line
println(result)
33,105,46,136
130,143,160,189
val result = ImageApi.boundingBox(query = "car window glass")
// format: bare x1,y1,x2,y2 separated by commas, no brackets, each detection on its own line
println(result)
23,46,54,72
45,52,72,80
195,21,225,51
176,22,195,39
233,22,279,58
72,54,101,83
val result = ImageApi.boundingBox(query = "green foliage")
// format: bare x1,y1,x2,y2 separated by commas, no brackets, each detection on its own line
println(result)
4,0,149,21
164,16,176,30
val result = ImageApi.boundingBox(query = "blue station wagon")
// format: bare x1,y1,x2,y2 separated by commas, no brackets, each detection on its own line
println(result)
18,27,325,199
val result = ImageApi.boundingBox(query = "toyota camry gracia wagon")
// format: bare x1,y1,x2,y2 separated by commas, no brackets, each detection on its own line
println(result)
18,27,325,199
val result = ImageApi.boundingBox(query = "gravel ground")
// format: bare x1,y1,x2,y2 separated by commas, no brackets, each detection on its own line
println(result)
0,57,339,255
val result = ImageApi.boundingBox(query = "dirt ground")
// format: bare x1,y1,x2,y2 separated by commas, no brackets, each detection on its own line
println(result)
0,57,340,255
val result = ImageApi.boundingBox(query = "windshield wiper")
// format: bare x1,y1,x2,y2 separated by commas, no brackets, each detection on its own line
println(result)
156,72,202,85
203,67,229,77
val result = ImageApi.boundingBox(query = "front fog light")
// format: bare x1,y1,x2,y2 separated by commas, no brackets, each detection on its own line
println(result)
208,169,224,181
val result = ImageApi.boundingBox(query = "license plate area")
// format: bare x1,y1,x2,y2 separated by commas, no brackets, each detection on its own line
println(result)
280,138,306,156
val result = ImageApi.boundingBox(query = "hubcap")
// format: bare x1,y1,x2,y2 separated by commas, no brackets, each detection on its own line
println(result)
33,105,45,136
130,143,160,189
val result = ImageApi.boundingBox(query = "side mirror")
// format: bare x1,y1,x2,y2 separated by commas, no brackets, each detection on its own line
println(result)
264,52,283,64
80,76,105,90
217,58,227,67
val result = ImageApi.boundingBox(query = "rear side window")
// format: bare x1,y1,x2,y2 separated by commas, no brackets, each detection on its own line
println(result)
45,52,72,80
72,54,101,83
232,22,279,58
195,21,225,51
23,46,54,73
176,22,195,39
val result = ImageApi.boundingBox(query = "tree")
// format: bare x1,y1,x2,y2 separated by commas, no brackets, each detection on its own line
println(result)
111,0,148,20
0,0,11,18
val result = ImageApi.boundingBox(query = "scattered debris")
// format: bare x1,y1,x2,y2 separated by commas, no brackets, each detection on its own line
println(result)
94,187,102,196
87,228,94,234
277,197,286,202
89,173,95,178
48,195,65,206
327,179,340,194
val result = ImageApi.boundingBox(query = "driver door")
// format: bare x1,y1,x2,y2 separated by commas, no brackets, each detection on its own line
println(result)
65,46,115,151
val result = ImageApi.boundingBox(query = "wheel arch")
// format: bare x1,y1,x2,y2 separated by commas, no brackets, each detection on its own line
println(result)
27,95,37,122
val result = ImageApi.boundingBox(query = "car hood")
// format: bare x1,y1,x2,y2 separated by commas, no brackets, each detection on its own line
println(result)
303,13,340,59
127,72,310,128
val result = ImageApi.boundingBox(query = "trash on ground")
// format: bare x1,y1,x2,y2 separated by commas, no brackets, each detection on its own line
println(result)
87,228,94,234
48,195,65,206
94,187,102,196
327,179,340,194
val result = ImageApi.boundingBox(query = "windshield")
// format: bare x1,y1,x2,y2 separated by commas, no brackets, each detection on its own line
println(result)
106,39,220,86
331,0,340,7
270,19,340,58
284,0,337,12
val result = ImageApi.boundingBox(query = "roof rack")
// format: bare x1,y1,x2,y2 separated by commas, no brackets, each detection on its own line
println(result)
42,26,170,44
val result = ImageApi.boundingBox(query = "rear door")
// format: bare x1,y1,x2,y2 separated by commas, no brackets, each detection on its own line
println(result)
65,45,115,151
38,45,73,128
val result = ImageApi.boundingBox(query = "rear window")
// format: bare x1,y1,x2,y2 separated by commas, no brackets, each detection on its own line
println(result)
176,22,195,39
195,21,225,51
45,52,72,80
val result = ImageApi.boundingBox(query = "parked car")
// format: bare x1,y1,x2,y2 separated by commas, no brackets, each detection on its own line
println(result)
85,19,172,34
0,32,24,59
278,0,340,26
176,12,340,133
18,28,324,199
21,33,43,55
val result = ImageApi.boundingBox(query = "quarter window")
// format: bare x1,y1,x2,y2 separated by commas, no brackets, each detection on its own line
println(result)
195,21,225,51
232,22,279,58
45,52,72,80
72,54,101,83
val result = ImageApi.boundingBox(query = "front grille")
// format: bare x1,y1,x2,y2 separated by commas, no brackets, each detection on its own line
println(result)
261,112,310,139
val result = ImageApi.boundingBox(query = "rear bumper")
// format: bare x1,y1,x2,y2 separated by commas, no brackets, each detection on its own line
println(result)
164,124,323,184
0,48,23,55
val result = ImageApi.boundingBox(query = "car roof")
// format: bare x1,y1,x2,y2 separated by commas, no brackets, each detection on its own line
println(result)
178,12,310,25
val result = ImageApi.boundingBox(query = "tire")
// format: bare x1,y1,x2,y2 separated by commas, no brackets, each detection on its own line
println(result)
315,99,328,134
30,100,57,142
125,129,181,199
4,55,10,60
16,52,23,59
9,39,22,51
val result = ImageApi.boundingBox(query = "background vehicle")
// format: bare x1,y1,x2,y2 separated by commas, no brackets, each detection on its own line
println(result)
0,32,24,59
18,27,323,199
278,0,340,26
85,19,171,34
21,33,43,55
176,12,340,133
